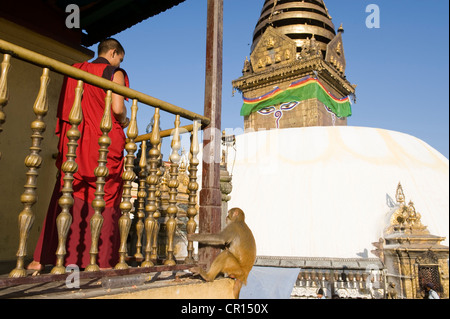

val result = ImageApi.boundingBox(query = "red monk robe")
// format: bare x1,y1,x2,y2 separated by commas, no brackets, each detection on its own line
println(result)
33,57,130,269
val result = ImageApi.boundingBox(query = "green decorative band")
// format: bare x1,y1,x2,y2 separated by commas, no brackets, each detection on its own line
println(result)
240,76,352,118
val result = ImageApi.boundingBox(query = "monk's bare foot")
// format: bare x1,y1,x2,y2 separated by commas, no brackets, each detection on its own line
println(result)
27,260,44,271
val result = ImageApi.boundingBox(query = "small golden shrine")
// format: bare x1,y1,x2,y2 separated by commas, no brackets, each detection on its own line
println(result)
372,183,449,299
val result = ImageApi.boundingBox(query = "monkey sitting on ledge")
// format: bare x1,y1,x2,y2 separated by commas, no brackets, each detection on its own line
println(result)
188,207,256,299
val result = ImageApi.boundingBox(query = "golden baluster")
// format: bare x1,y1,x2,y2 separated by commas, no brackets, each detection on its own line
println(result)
185,119,200,263
134,140,147,262
155,164,169,260
51,80,84,274
151,146,162,261
85,90,112,272
115,99,138,270
0,54,11,142
9,68,50,278
165,115,181,266
142,108,161,267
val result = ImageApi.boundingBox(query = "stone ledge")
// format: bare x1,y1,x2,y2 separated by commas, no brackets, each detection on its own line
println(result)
92,277,235,299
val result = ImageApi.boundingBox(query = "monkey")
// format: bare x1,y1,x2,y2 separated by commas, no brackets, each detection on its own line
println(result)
187,207,256,299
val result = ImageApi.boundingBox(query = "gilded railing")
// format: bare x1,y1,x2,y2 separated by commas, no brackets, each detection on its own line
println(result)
0,40,210,126
0,39,206,278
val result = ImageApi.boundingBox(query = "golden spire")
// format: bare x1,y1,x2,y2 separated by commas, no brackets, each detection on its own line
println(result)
252,0,336,55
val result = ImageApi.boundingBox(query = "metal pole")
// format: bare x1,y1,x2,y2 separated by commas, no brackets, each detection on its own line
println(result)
199,0,223,268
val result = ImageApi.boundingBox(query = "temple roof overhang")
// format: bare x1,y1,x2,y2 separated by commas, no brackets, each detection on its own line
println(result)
232,56,356,98
68,0,186,46
255,256,384,271
1,0,186,47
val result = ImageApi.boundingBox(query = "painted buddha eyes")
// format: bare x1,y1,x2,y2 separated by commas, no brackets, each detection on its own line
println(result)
258,101,299,115
280,101,298,110
258,106,276,115
257,102,300,128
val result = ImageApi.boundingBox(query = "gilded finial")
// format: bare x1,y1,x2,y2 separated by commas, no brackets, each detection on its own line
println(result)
100,90,112,133
151,108,160,147
170,115,181,164
139,140,147,169
190,120,200,165
395,182,405,205
68,81,83,125
33,68,50,116
242,56,251,74
127,99,138,140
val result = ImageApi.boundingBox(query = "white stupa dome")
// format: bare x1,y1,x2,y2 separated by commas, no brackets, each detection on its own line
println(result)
205,126,449,259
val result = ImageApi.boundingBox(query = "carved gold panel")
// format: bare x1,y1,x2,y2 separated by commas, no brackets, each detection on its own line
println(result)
325,30,346,74
250,26,297,74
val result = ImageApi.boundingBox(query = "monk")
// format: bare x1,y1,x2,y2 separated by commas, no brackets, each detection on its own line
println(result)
28,38,130,270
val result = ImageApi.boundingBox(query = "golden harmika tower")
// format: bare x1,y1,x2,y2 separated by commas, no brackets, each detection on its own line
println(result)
232,0,357,131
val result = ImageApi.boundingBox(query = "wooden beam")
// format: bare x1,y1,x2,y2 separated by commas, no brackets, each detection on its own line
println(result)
198,0,223,268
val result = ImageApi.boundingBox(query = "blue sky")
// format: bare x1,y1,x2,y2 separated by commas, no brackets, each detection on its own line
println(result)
89,0,449,160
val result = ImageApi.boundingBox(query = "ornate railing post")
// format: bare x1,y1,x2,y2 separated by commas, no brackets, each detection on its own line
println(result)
142,108,161,267
9,68,50,278
0,54,11,144
185,120,200,263
115,99,138,269
85,90,112,272
151,145,163,261
51,80,84,274
165,115,181,266
220,131,233,230
134,140,147,261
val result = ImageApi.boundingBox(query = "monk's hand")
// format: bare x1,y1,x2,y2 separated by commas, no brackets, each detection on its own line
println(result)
120,117,130,128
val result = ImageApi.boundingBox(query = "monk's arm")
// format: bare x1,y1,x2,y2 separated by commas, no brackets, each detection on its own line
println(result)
111,70,129,127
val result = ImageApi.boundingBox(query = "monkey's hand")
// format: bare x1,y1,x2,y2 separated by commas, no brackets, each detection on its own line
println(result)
189,266,202,276
189,266,211,282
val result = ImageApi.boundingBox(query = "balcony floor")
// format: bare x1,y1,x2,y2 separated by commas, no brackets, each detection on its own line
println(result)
0,261,235,299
